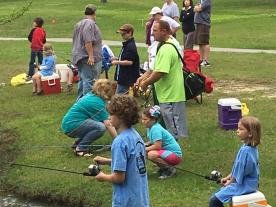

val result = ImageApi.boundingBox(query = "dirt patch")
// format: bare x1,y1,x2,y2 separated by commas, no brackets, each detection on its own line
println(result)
215,80,276,98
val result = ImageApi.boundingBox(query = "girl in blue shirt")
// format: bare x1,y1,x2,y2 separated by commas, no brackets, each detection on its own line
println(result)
209,116,261,207
32,43,56,95
142,105,183,179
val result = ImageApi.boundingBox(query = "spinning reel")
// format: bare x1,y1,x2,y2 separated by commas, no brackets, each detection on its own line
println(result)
204,170,222,183
83,164,101,176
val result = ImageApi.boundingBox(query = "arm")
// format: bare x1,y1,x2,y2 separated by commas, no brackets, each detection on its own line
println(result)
136,70,152,85
103,119,117,138
140,71,165,91
93,156,112,165
111,59,133,66
85,42,94,65
95,171,125,184
146,140,162,152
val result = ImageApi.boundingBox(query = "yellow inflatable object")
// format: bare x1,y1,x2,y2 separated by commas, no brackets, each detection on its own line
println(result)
11,73,27,86
241,102,249,116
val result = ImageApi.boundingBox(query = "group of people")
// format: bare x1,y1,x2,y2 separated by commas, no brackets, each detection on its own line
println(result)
25,2,262,207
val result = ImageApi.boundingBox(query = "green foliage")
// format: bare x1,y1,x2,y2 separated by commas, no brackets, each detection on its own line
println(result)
0,41,275,206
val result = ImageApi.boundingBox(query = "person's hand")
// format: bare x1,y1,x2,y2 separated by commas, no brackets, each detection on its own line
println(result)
111,60,119,65
135,76,143,86
139,81,148,92
220,177,231,186
87,57,95,65
194,4,202,12
93,156,106,165
95,171,106,182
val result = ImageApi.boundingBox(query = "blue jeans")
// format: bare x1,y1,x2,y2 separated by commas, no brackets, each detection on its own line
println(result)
28,50,43,77
76,58,102,100
209,195,224,207
115,84,129,94
66,119,106,151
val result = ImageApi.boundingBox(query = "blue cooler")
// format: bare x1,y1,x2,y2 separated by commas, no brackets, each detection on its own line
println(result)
218,98,242,130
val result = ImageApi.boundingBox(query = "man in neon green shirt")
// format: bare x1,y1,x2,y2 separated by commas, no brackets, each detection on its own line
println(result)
137,20,188,139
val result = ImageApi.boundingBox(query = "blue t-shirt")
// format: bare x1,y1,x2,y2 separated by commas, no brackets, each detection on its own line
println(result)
39,55,55,76
215,144,259,203
61,93,108,134
147,122,182,157
111,128,150,207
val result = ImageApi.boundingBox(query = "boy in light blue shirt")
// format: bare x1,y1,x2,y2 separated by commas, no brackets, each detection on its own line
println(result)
94,95,149,207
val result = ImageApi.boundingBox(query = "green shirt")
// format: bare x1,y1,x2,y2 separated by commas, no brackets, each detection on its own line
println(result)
61,92,108,134
154,39,185,103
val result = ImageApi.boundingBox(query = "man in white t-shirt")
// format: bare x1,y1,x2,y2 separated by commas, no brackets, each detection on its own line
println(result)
162,0,180,21
148,7,181,69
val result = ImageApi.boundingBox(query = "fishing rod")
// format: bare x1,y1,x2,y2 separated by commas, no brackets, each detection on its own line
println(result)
2,162,100,177
151,160,222,183
19,144,111,149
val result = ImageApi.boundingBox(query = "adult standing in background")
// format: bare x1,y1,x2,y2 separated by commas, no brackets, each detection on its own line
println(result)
72,4,102,100
194,0,212,67
162,0,180,21
179,0,195,49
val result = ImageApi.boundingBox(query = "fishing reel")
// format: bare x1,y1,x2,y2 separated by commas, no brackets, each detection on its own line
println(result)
205,170,222,183
83,164,101,176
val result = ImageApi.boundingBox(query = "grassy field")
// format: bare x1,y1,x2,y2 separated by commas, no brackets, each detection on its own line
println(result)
0,0,276,206
0,0,276,49
0,40,275,207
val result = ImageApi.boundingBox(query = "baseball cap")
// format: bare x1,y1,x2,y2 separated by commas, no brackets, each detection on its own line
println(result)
116,24,134,34
149,7,162,15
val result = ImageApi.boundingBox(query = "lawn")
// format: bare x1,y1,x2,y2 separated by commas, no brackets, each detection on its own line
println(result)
0,0,276,207
0,0,276,49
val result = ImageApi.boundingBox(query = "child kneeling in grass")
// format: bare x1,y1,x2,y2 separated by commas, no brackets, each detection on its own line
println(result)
61,79,117,156
142,105,183,179
32,43,56,95
93,95,150,207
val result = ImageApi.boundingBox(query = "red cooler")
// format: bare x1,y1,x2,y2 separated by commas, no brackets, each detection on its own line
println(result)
218,98,242,130
41,73,61,95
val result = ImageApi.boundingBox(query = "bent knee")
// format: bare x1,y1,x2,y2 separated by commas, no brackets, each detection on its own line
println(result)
147,151,159,160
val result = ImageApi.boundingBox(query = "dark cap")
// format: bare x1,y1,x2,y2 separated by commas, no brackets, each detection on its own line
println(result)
84,4,96,15
116,24,134,34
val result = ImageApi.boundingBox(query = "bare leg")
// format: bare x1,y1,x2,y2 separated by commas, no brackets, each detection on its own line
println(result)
199,45,204,61
203,44,210,62
147,150,168,168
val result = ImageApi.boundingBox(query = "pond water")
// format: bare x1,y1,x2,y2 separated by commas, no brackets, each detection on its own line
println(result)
0,193,60,207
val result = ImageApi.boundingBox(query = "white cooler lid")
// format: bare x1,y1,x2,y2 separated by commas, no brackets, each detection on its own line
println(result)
218,98,241,106
41,73,60,81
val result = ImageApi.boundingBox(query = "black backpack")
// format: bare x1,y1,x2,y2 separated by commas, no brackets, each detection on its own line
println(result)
156,42,206,100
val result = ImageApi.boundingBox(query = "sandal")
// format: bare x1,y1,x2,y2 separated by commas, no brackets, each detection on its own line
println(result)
74,148,93,157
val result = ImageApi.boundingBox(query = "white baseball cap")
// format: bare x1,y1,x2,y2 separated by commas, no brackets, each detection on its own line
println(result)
149,7,162,15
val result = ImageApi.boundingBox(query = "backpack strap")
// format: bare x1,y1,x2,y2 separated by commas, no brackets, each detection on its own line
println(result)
156,41,185,67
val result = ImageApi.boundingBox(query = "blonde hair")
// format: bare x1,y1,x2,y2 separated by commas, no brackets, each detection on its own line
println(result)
43,43,54,56
239,116,261,147
92,79,117,101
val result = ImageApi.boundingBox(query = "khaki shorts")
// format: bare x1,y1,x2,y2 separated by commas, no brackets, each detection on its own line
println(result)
194,24,210,45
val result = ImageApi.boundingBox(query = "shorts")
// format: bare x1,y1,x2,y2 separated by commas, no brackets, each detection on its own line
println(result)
158,150,182,166
194,24,210,45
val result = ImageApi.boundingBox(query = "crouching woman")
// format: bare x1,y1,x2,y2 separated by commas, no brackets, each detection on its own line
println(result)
61,79,117,156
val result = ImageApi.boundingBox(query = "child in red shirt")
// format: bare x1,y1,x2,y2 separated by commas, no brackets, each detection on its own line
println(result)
26,17,46,80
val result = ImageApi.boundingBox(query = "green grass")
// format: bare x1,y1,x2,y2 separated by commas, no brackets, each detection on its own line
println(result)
1,0,276,49
0,40,276,207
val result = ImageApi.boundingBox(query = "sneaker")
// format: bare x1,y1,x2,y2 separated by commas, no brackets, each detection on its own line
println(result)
200,60,211,67
25,76,32,81
158,167,176,179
